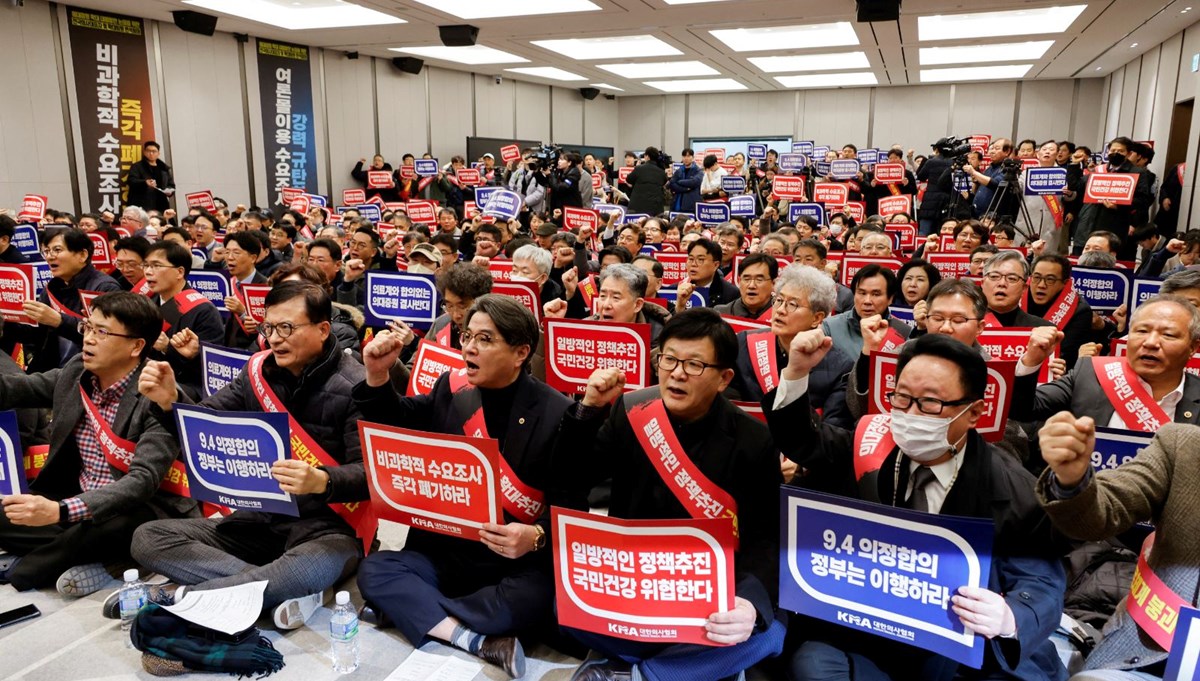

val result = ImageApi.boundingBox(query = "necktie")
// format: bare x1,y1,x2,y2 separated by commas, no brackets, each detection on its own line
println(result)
908,466,937,513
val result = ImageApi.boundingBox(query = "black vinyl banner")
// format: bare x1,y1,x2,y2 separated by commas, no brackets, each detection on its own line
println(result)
256,39,317,204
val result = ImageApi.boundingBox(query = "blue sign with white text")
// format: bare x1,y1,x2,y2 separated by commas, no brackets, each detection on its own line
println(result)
201,343,253,397
857,149,880,166
748,143,767,161
482,188,523,221
790,203,826,225
175,404,296,516
779,153,809,173
1091,427,1152,473
356,203,382,223
730,195,757,217
414,159,439,176
13,224,40,259
794,141,815,156
657,286,708,309
1131,277,1164,314
888,306,916,327
364,271,439,329
953,171,972,193
696,202,731,225
1072,267,1131,312
0,411,27,495
813,145,831,159
623,213,650,225
31,262,51,297
722,176,747,194
1024,167,1068,196
815,161,832,178
830,159,862,180
186,271,232,315
594,204,626,223
1164,606,1200,681
306,193,327,207
780,487,994,669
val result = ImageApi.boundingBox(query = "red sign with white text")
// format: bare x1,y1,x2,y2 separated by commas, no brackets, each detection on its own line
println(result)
360,421,503,539
1084,173,1138,205
407,339,467,396
885,224,918,252
343,188,366,205
773,175,807,200
969,135,992,154
486,260,513,283
703,148,726,163
619,167,634,184
839,256,903,287
185,191,216,212
492,280,541,321
17,195,48,223
878,195,913,217
87,232,113,269
367,170,394,189
842,201,866,223
281,187,304,206
553,506,735,646
927,252,973,280
873,163,905,184
653,252,690,287
721,314,770,334
813,183,849,205
563,207,599,232
0,265,36,324
456,168,482,187
406,200,437,225
544,319,651,394
592,172,606,190
238,284,271,324
500,144,522,164
732,254,792,280
399,166,416,181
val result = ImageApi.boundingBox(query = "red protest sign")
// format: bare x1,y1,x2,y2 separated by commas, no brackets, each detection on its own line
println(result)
492,280,541,321
873,163,905,184
592,171,605,190
360,421,504,538
0,264,36,324
885,224,917,252
544,319,651,394
553,506,736,646
839,256,903,287
720,314,770,334
969,135,991,154
772,175,806,200
978,327,1054,383
114,227,132,239
464,201,479,219
281,187,305,205
1084,173,1138,205
17,195,48,223
927,252,972,280
500,144,522,163
343,188,366,205
87,232,113,269
1021,158,1039,170
813,183,849,205
79,290,101,317
486,260,513,283
867,351,1015,442
367,170,394,189
878,195,912,217
288,195,312,213
732,254,791,279
366,195,386,207
184,191,216,212
406,200,437,225
653,252,690,287
703,148,726,163
618,166,634,184
563,207,599,232
399,166,416,181
938,233,956,252
456,168,482,186
408,339,467,396
842,201,866,223
237,283,271,324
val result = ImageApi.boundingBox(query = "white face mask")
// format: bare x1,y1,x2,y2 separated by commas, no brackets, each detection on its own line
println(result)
890,404,974,463
408,263,436,275
510,275,536,283
829,224,843,237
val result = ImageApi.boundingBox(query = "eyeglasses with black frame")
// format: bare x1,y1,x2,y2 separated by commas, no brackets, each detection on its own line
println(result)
81,319,138,340
657,354,720,377
885,391,975,415
258,321,315,339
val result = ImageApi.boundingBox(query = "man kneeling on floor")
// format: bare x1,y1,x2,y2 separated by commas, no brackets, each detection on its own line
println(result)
0,292,198,595
109,281,370,629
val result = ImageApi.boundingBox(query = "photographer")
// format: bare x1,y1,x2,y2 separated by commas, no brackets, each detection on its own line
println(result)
626,147,668,216
506,150,547,229
547,151,584,213
963,138,1020,221
916,139,959,236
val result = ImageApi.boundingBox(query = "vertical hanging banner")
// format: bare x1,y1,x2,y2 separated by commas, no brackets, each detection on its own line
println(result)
257,39,317,206
66,7,157,213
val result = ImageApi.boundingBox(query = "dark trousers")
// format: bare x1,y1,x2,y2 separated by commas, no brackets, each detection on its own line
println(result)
357,547,555,647
788,638,959,681
0,502,157,590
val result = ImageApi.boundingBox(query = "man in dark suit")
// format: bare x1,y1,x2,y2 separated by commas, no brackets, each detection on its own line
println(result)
782,333,1067,681
980,250,1055,330
674,238,741,311
353,295,572,679
0,292,196,595
219,232,270,351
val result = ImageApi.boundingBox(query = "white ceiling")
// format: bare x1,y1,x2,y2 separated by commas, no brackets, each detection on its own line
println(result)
62,0,1200,95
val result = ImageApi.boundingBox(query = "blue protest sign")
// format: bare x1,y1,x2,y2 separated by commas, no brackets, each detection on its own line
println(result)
722,175,747,194
1024,167,1068,195
622,213,650,225
13,224,40,259
481,188,523,220
201,343,253,397
748,143,767,161
657,286,708,309
813,145,831,159
594,204,626,223
1091,427,1152,473
0,411,27,495
888,306,916,327
830,159,862,180
794,140,815,156
671,162,683,176
815,161,832,177
191,248,207,263
668,211,691,222
779,153,809,173
356,203,382,223
1072,267,1131,312
780,487,995,669
175,404,297,516
953,171,972,193
857,148,880,166
414,159,439,176
364,271,438,329
789,203,826,225
638,245,660,255
306,193,327,207
474,186,499,208
1131,277,1163,314
730,195,757,217
186,271,231,315
31,262,51,297
1165,606,1200,681
696,202,731,225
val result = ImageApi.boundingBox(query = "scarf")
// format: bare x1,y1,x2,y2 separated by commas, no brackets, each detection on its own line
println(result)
132,604,285,677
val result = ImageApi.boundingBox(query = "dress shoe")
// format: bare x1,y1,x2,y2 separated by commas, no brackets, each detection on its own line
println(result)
102,581,183,620
477,635,527,678
357,603,393,629
569,657,634,681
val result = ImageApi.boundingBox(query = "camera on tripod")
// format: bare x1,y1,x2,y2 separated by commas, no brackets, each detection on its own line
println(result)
532,144,562,169
934,136,974,170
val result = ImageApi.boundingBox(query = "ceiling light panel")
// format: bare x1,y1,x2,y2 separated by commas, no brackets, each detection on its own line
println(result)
918,6,1087,41
709,22,859,52
920,64,1033,82
598,61,719,78
645,78,747,92
405,0,601,20
749,52,870,73
389,45,529,65
774,72,878,88
919,41,1054,65
530,35,682,60
591,83,625,91
183,0,403,30
506,67,587,81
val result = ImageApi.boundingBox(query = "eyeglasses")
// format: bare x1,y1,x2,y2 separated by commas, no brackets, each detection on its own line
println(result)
686,256,711,264
142,261,180,271
983,272,1025,285
1029,274,1064,285
886,391,975,415
460,330,503,348
258,321,314,339
773,296,809,314
657,354,720,376
739,275,770,285
81,320,137,340
42,246,69,257
926,314,980,328
442,301,469,314
114,259,143,269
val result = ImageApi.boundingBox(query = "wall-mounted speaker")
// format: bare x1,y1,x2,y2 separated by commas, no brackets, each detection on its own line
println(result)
438,25,479,47
579,87,600,101
856,0,900,22
392,57,425,75
172,10,218,36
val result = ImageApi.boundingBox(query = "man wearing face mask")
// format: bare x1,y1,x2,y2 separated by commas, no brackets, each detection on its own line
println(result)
406,243,442,276
510,244,563,308
779,332,1067,681
1073,137,1155,260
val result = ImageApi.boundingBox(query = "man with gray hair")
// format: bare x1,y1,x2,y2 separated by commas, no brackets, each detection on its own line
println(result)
510,243,563,308
981,250,1054,329
119,206,151,238
1160,269,1200,309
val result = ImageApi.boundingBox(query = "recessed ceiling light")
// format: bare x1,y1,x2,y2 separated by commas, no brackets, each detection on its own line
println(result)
506,66,587,81
1096,66,1103,71
405,0,600,20
598,61,719,78
389,45,529,66
591,83,625,91
183,0,403,30
749,52,870,73
920,64,1033,82
774,72,877,88
644,78,746,92
1130,43,1139,48
918,5,1087,41
530,35,682,61
709,22,859,52
919,41,1054,65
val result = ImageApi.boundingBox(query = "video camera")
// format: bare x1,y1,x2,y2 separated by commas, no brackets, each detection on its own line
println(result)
531,144,562,170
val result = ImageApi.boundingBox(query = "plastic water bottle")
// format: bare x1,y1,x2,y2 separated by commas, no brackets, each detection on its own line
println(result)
329,591,360,673
118,569,147,644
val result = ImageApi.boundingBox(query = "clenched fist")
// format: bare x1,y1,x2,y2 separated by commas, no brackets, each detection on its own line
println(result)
1039,412,1095,488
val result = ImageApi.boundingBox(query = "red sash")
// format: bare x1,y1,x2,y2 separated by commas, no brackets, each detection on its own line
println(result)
746,331,779,395
888,183,901,196
46,289,87,320
173,289,211,316
78,385,190,496
579,274,599,309
418,176,433,192
853,413,895,480
983,312,1002,330
22,444,50,480
445,368,546,524
1126,532,1189,650
1042,195,1065,227
625,393,739,539
132,279,153,296
1021,281,1079,331
246,351,378,551
231,281,254,336
1092,356,1171,432
435,322,452,347
1177,163,1186,185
